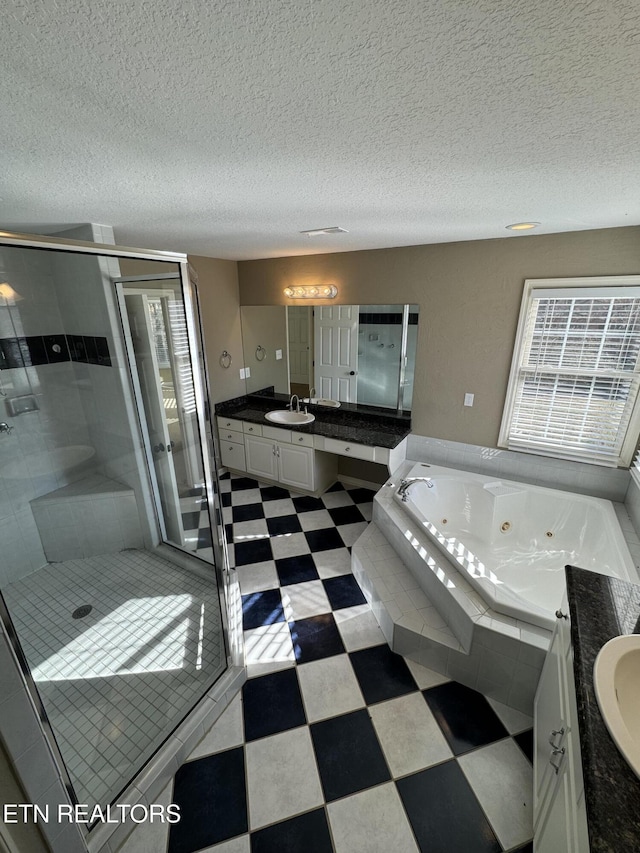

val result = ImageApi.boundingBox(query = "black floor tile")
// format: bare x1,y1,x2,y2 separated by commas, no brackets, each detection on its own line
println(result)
289,614,345,664
512,843,533,853
181,511,200,530
327,504,365,526
234,537,273,566
260,484,292,501
292,495,325,513
197,527,212,548
225,523,233,544
169,747,247,853
347,487,377,504
221,492,232,507
267,514,303,535
423,681,509,755
250,807,333,853
219,472,231,480
325,481,346,492
276,554,319,586
311,708,390,801
514,728,534,764
397,761,501,853
305,527,345,552
232,502,265,522
242,589,284,631
322,574,367,610
231,476,260,491
242,668,306,741
349,643,417,704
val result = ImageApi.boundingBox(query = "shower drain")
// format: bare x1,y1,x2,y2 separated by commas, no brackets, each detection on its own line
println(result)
72,605,92,620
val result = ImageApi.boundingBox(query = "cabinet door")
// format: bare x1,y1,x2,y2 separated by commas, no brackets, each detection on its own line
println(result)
534,624,566,822
535,767,573,853
219,441,246,472
278,443,314,491
245,436,278,481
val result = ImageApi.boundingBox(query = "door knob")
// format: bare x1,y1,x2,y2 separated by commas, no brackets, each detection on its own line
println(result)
153,443,165,453
349,370,357,375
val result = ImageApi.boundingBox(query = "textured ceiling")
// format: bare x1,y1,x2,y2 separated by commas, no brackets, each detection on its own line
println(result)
1,0,640,260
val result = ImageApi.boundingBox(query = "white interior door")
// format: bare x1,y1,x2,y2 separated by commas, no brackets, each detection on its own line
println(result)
314,305,359,401
288,306,312,386
124,293,186,546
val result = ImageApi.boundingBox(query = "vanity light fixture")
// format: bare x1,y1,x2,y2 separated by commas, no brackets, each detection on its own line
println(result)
283,285,338,299
300,227,348,237
505,222,540,231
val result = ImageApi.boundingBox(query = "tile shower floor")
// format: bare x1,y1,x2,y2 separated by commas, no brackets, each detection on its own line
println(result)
4,549,225,808
125,474,535,853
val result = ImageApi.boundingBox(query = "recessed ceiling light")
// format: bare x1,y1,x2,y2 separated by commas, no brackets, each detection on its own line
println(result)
505,222,540,231
300,226,349,237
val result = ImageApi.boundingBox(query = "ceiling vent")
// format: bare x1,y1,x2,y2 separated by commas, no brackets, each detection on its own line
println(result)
300,226,349,237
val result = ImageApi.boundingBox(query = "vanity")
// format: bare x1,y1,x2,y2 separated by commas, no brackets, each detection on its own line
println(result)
534,566,640,852
215,393,410,494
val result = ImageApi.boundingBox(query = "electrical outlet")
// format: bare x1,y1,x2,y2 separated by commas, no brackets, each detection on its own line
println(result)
275,349,283,360
464,393,474,407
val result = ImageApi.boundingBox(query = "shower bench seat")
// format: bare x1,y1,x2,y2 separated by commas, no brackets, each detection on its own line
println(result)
30,472,144,562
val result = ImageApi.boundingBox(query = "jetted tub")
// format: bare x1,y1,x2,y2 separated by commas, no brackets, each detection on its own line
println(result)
394,462,637,630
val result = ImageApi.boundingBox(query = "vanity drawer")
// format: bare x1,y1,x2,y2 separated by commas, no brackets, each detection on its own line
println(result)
263,425,292,443
323,438,375,461
219,441,246,472
243,422,262,437
219,428,244,445
290,432,314,448
217,416,244,433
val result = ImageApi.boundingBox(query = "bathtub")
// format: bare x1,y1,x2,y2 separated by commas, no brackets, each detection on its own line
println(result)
394,462,637,630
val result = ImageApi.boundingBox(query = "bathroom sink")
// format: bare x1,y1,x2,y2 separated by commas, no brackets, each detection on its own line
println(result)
593,634,640,778
264,410,315,425
304,398,341,408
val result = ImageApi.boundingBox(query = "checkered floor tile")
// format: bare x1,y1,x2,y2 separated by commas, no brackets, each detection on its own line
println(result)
126,473,534,853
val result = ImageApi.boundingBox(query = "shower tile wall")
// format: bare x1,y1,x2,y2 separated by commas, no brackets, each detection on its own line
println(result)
0,247,94,584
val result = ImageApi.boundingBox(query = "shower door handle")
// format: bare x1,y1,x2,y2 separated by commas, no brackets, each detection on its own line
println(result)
153,443,165,453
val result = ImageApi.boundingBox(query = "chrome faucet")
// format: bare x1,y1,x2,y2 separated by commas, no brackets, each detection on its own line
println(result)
0,422,13,434
398,477,433,501
289,394,300,413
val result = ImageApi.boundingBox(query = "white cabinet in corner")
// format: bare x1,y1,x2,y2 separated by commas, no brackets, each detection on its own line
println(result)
534,606,589,853
244,435,279,482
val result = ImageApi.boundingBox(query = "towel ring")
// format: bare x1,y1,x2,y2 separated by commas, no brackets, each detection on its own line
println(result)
219,350,232,369
255,345,267,361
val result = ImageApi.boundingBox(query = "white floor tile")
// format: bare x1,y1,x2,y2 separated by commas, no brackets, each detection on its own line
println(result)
281,580,331,620
458,738,533,850
337,521,368,546
231,519,269,542
321,491,355,509
297,654,365,722
114,781,172,853
334,604,385,651
270,532,310,559
245,727,324,830
313,548,352,578
189,694,244,760
487,697,534,735
404,657,450,690
236,561,279,594
299,509,334,531
328,782,419,853
231,488,263,506
244,623,295,677
262,498,295,518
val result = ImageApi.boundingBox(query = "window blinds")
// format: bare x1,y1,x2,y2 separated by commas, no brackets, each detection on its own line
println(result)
505,293,640,465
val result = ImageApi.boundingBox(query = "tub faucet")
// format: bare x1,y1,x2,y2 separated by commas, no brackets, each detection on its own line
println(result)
0,422,13,434
289,394,300,413
398,477,433,501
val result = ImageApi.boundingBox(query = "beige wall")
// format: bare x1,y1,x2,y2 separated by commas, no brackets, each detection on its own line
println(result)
238,227,640,447
240,306,289,394
189,255,246,405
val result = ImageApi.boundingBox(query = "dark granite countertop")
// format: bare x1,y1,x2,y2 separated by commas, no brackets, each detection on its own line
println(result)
566,565,640,853
215,392,411,450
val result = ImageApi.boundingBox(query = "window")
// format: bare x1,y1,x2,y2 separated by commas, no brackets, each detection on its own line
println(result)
499,277,640,467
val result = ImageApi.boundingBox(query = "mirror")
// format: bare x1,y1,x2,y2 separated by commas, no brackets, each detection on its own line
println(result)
240,304,419,413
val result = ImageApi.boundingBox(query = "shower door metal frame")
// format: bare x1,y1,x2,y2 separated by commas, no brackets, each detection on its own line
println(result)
0,230,232,849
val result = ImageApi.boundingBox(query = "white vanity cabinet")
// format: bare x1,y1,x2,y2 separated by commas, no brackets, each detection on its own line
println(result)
534,607,589,853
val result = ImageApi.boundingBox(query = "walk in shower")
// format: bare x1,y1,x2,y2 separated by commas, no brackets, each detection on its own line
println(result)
0,230,240,852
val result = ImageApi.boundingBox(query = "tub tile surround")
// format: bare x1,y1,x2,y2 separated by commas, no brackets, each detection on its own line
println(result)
407,434,631,502
565,566,640,852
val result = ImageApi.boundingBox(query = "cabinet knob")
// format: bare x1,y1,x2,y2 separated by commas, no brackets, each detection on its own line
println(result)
298,437,304,442
248,427,254,431
555,609,568,620
345,446,350,451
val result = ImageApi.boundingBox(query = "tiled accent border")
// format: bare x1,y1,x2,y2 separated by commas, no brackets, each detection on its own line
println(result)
0,334,111,369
